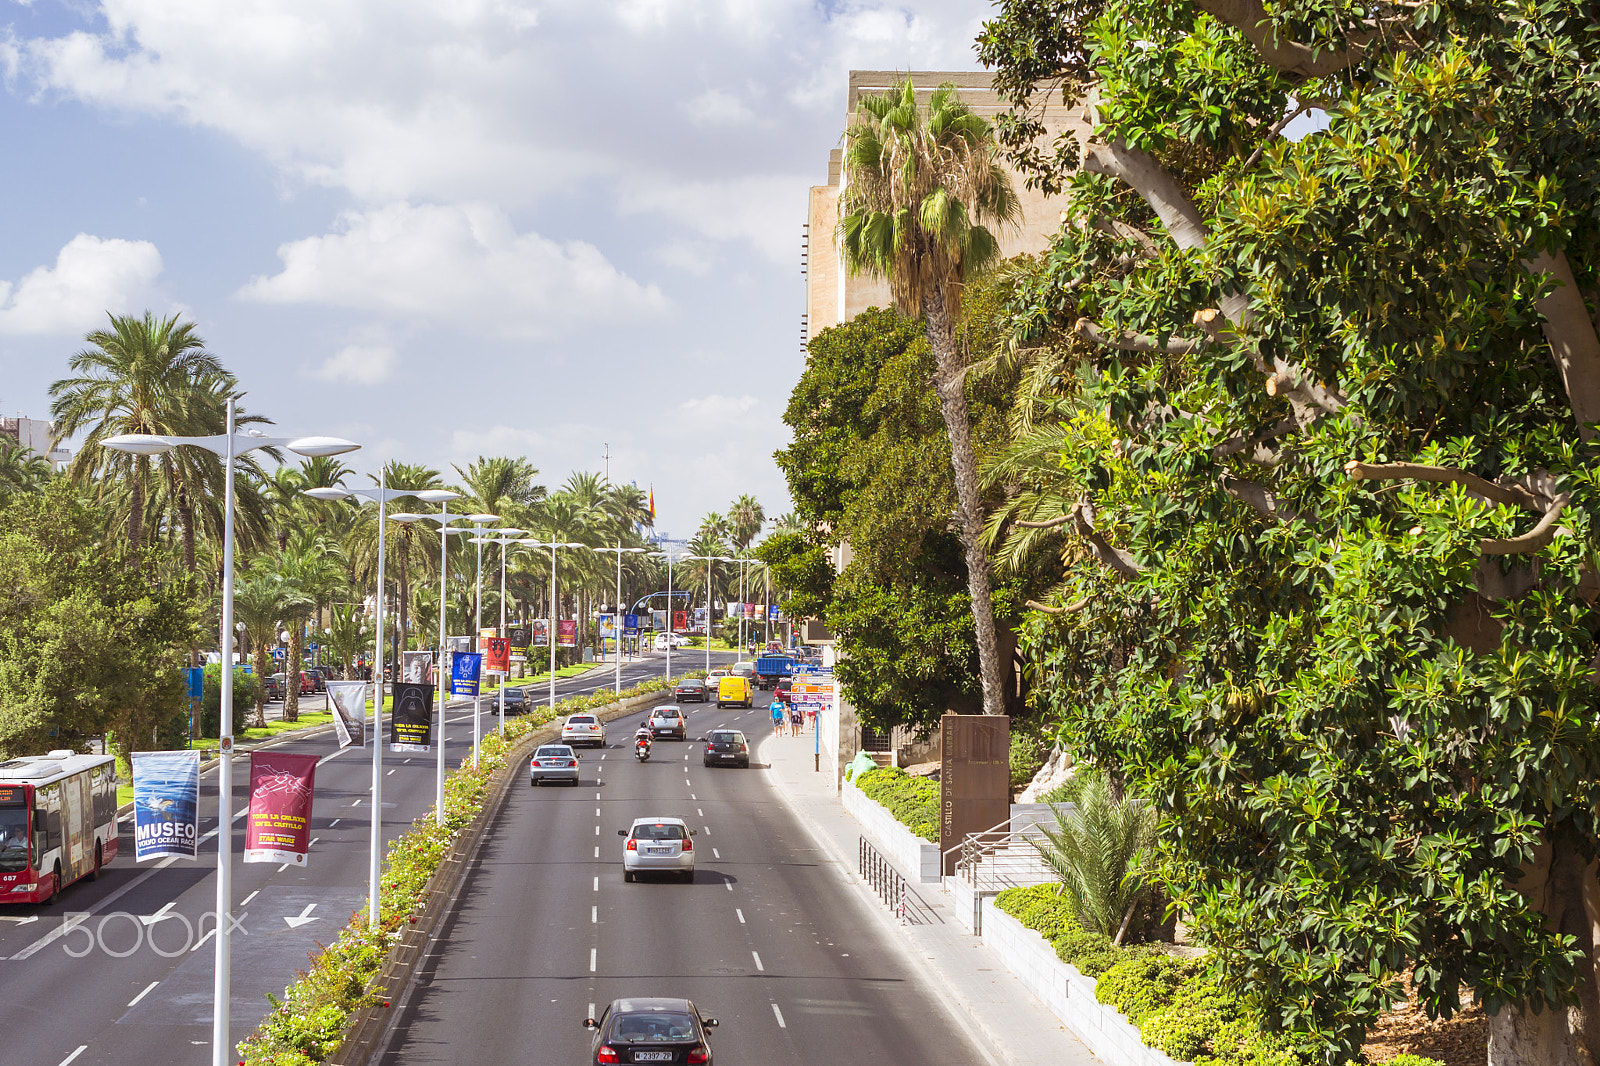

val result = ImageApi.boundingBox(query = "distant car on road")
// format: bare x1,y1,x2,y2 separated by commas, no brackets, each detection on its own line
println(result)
774,679,792,704
647,706,687,741
584,997,719,1065
529,744,580,786
618,817,697,883
562,713,606,747
673,678,708,703
702,730,749,769
716,676,753,709
652,632,691,651
262,674,283,702
500,687,531,715
271,671,314,697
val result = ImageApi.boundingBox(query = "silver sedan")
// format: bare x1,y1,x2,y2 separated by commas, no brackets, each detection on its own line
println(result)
529,744,580,786
619,816,696,882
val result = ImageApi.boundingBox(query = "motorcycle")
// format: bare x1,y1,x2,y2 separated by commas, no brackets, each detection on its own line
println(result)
634,737,652,762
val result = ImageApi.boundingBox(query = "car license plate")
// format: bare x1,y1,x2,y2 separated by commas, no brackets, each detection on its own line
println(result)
648,847,672,855
634,1052,673,1062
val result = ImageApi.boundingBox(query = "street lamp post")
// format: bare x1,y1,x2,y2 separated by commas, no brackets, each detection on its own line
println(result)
303,480,446,928
592,545,648,695
388,497,467,825
650,548,686,682
682,555,735,675
461,514,500,768
467,530,526,737
519,540,586,712
105,406,358,1066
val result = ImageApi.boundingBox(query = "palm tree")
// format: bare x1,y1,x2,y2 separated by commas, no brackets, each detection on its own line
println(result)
728,494,765,551
839,80,1020,716
323,602,372,681
273,532,347,721
233,565,307,727
49,312,268,553
698,512,731,542
0,439,54,499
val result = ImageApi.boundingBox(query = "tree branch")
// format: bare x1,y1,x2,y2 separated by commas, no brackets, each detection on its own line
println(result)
1014,514,1074,529
1213,417,1295,463
1480,494,1570,556
1222,474,1299,522
1092,215,1161,258
1240,102,1314,172
1528,251,1600,442
1027,596,1091,615
1193,0,1377,79
1075,317,1203,355
1071,500,1143,577
1343,461,1544,511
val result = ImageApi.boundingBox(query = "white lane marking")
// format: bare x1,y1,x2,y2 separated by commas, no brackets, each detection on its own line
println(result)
139,901,176,926
589,948,597,972
736,909,745,924
240,890,259,908
329,818,341,827
594,847,599,858
684,754,689,761
128,980,159,1007
386,769,396,776
57,1047,88,1066
316,748,347,767
702,826,711,835
589,1002,595,1019
591,906,597,924
690,794,696,800
771,1004,786,1029
712,848,720,859
284,903,318,929
596,792,602,800
593,877,599,892
594,825,599,836
309,837,319,847
725,881,733,892
595,808,600,816
278,863,291,873
697,809,703,817
600,754,606,761
12,855,179,959
404,758,413,764
752,951,764,971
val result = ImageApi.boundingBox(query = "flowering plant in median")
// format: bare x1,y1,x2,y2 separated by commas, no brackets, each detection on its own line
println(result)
239,677,673,1065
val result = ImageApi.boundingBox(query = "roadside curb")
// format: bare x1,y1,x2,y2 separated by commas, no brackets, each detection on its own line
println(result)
336,690,663,1066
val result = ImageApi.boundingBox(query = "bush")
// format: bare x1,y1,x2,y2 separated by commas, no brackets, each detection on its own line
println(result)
1095,954,1200,1023
854,766,939,842
198,664,253,737
994,884,1159,976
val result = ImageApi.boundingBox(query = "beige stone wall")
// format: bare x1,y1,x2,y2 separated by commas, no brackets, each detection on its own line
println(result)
805,70,1086,340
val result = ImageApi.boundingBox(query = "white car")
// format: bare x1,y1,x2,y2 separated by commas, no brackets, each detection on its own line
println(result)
619,816,696,882
652,633,690,651
561,713,606,748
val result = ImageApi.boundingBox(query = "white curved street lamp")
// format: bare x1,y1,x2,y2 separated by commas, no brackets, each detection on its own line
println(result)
649,548,690,683
681,555,736,675
586,545,649,695
466,528,526,747
104,402,358,1066
518,540,587,712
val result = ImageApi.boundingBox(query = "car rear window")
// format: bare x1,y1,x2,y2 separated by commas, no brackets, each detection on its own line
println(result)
568,716,596,725
678,679,702,688
633,823,687,840
535,746,573,758
711,732,743,744
609,1011,697,1043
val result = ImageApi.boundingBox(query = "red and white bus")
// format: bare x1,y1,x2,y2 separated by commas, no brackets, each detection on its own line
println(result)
0,751,119,904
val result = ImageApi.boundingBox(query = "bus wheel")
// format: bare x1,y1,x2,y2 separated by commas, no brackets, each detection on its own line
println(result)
88,843,103,882
44,863,61,906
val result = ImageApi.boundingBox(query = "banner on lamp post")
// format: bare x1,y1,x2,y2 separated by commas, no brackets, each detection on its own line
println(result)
673,611,689,631
327,681,368,749
507,625,530,663
531,619,549,647
484,637,510,674
391,682,434,751
451,652,482,696
744,603,756,620
131,750,201,862
243,751,318,866
402,650,434,684
768,605,781,622
557,620,577,647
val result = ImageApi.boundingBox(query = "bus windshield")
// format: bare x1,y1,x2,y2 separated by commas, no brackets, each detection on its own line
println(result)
0,804,28,873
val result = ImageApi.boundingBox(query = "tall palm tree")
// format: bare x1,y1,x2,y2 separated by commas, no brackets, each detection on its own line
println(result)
273,531,347,721
323,602,372,681
0,439,54,499
698,512,730,542
839,80,1020,715
728,494,765,552
233,565,307,728
49,312,268,553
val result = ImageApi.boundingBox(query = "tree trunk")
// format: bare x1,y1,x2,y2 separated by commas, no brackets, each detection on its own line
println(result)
1529,250,1600,442
1489,832,1600,1066
253,640,269,729
179,489,196,574
923,282,1008,716
284,624,302,723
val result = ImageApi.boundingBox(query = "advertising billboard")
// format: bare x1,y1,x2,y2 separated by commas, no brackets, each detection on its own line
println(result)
327,681,368,749
484,637,510,674
391,682,435,751
557,620,577,648
243,751,318,866
131,751,200,862
451,652,482,697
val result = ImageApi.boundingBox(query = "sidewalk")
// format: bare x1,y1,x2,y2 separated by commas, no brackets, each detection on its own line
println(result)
757,726,1099,1066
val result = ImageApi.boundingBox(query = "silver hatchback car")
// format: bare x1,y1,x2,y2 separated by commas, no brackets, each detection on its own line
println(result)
619,816,696,882
529,744,580,786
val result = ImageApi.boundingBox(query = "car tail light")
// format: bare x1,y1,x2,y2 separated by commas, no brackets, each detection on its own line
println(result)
597,1046,620,1063
687,1047,709,1064
682,837,692,852
626,838,636,851
568,759,577,767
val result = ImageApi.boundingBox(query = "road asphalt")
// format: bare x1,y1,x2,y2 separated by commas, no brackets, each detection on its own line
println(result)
0,652,701,1066
377,695,986,1065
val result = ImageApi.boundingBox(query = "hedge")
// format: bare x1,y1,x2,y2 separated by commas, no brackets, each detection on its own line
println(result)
237,676,674,1065
854,766,939,842
994,886,1445,1066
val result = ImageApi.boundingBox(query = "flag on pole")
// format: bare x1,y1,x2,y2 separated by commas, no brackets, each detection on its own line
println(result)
649,485,656,520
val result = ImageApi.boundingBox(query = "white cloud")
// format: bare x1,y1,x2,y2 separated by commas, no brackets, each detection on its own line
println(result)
0,233,164,335
310,344,397,386
653,240,715,277
679,393,759,422
238,202,668,338
682,87,756,127
450,425,551,459
618,175,807,265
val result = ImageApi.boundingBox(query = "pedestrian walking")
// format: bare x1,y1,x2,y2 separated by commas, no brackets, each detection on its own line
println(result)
770,699,787,737
789,704,802,734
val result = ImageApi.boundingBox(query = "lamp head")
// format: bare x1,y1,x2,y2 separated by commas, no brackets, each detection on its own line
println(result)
413,490,462,503
388,512,427,523
102,433,173,456
287,436,359,457
303,487,350,501
564,542,586,548
467,513,499,524
498,527,526,537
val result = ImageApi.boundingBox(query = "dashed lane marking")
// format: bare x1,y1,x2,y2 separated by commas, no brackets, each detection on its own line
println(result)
753,951,764,971
58,1047,88,1066
771,1004,786,1029
128,981,158,1008
736,909,745,923
589,948,597,972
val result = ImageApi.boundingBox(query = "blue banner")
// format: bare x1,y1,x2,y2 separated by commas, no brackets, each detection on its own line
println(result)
451,652,482,697
768,605,780,622
132,750,200,862
184,666,204,700
623,612,641,633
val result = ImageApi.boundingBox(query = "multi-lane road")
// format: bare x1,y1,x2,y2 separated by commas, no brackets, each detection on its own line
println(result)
0,652,716,1066
376,697,986,1064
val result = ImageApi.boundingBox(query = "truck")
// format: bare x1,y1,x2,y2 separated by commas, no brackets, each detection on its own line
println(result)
0,751,120,904
753,654,798,691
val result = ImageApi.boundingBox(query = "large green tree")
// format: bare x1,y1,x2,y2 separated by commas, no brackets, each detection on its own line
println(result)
981,0,1600,1063
839,80,1021,716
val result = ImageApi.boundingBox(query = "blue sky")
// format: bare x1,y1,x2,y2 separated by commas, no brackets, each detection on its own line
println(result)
0,0,994,538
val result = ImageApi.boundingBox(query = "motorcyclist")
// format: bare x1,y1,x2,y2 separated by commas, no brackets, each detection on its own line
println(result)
634,722,653,751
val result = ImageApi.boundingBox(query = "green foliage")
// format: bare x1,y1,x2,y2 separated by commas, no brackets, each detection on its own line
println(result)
993,883,1162,976
1032,774,1156,940
197,665,254,737
1096,954,1201,1023
0,483,200,757
239,676,675,1064
853,766,940,842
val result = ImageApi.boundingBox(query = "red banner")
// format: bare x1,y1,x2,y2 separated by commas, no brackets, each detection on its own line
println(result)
484,636,510,674
673,611,689,631
244,751,318,866
557,619,577,647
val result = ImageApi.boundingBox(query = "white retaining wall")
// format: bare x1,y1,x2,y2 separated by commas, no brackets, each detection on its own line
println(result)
840,776,942,883
981,898,1184,1066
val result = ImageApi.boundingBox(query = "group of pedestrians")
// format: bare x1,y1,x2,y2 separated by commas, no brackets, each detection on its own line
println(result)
770,696,806,737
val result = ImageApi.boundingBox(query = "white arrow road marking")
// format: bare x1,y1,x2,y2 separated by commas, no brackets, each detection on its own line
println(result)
139,902,176,926
284,903,318,929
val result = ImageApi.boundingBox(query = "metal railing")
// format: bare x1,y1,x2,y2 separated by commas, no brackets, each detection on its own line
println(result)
940,815,1056,893
858,835,908,922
